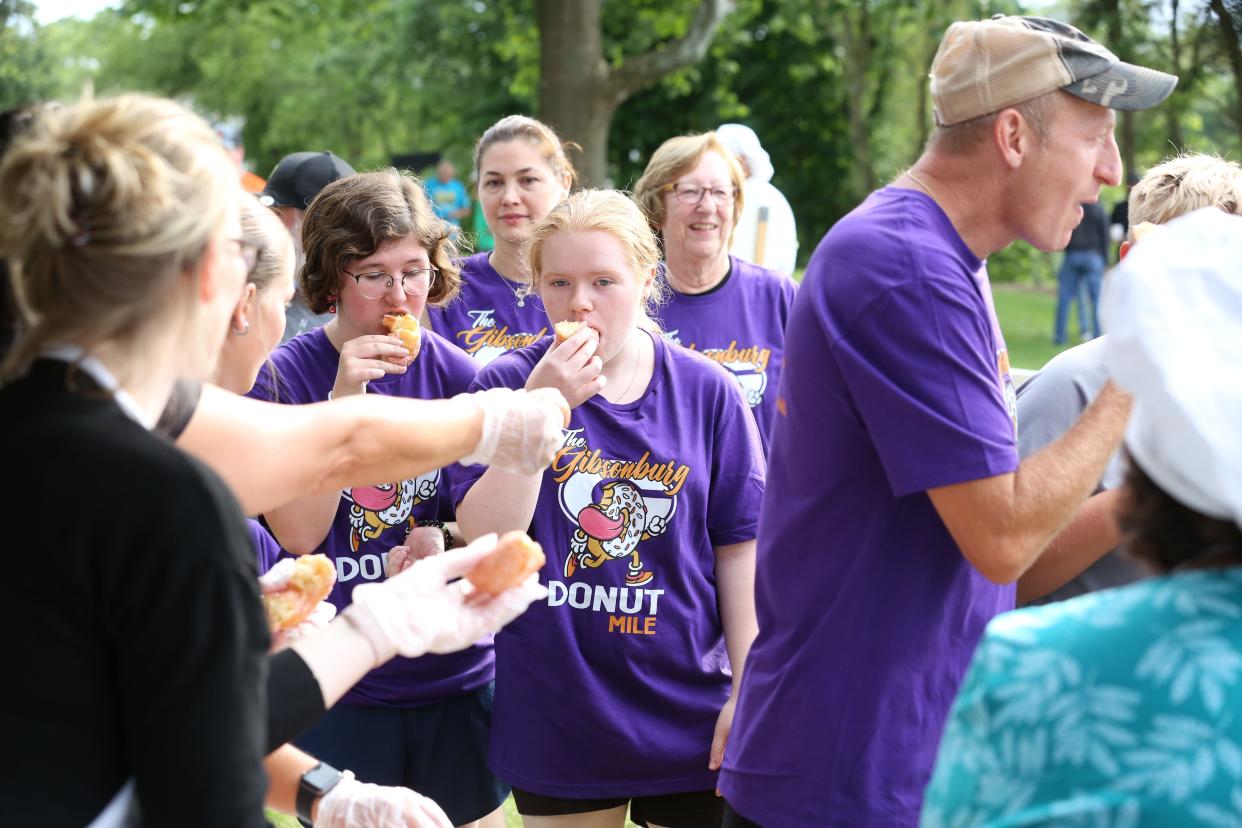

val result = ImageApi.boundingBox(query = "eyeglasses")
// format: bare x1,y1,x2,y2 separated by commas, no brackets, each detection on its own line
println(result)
344,266,439,300
664,182,737,206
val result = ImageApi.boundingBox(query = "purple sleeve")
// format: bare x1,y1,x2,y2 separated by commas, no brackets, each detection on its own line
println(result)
246,519,283,575
246,344,317,406
834,279,1018,497
707,373,766,546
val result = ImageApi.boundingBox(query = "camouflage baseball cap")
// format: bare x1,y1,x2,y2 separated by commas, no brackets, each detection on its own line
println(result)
931,15,1178,127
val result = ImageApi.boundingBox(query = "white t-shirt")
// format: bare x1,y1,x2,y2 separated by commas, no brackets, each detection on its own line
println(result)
730,179,798,276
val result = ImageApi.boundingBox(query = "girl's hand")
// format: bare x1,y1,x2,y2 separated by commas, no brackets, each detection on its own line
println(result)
525,326,605,408
332,335,411,398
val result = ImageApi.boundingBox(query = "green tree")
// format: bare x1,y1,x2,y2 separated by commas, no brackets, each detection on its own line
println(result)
1,0,56,109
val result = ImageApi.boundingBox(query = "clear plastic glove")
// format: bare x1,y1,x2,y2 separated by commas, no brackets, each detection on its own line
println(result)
315,771,452,828
459,387,570,476
258,558,339,652
271,600,336,651
343,533,548,663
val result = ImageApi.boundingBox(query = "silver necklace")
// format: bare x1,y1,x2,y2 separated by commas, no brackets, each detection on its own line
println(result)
611,330,642,402
905,169,939,203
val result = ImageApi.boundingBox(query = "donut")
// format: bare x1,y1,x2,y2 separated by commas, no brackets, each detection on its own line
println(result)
465,531,545,594
553,320,586,343
262,554,336,632
382,312,422,361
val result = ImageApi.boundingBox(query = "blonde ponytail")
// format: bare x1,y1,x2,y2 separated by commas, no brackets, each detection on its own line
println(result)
0,94,238,379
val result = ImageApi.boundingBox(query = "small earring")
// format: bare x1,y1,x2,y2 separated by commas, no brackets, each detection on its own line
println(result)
327,293,337,314
232,318,250,336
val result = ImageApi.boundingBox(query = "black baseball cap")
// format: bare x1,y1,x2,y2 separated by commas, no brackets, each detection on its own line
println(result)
259,151,356,209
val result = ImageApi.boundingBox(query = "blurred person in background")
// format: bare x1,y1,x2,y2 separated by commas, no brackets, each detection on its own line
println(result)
716,123,798,277
260,150,357,343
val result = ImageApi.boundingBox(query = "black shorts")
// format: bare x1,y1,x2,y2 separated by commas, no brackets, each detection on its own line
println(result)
722,800,765,827
512,786,724,827
293,683,507,824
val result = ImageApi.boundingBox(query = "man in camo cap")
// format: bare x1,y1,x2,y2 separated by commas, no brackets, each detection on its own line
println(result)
720,16,1176,828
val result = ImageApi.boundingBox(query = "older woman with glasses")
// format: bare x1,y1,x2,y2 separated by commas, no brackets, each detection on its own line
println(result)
248,168,507,828
634,132,797,455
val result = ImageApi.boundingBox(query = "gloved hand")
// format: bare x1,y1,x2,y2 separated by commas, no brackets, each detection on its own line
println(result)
458,387,570,476
343,533,547,663
314,771,451,828
257,558,339,652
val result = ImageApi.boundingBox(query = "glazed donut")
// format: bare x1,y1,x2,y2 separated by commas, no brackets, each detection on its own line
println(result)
466,531,546,594
383,312,422,361
262,554,336,632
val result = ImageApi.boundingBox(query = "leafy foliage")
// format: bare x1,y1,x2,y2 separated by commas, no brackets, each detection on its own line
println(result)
6,0,1241,271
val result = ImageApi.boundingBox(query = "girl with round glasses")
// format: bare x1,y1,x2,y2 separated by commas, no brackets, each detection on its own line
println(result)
634,133,797,456
248,168,508,828
427,115,575,367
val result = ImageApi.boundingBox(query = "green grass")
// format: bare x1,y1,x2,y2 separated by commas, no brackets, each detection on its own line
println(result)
991,284,1076,373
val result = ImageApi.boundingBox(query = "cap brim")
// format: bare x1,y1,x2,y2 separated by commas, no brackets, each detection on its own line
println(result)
259,192,296,208
1064,62,1178,111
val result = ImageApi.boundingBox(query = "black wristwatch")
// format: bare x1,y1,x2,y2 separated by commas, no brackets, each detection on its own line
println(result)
297,761,344,822
417,518,454,550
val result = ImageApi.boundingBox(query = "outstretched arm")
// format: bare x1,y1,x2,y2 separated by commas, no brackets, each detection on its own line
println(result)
928,382,1130,585
177,385,482,515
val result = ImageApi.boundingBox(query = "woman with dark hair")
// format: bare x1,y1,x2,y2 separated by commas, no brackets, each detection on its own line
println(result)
427,115,575,366
922,208,1242,826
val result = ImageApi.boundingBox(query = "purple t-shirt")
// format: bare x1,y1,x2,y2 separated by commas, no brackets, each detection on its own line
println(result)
427,252,550,366
655,256,796,455
718,188,1020,827
247,518,282,575
249,327,492,708
453,332,765,798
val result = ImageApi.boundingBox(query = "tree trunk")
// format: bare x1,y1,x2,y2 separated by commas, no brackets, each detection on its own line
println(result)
1210,0,1242,141
535,0,613,186
1101,0,1138,181
535,0,735,188
1166,0,1186,150
840,3,875,196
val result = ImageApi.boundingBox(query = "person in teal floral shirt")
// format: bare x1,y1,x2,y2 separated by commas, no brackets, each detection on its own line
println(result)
922,207,1242,827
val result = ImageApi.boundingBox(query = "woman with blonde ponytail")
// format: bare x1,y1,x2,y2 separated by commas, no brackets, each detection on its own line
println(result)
0,93,271,827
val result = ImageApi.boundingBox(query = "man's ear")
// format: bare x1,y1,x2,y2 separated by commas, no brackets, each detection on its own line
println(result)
1118,239,1131,260
993,109,1030,171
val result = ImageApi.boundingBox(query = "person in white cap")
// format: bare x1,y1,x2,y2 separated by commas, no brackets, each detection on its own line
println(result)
924,206,1242,825
719,15,1177,827
716,123,799,276
1015,153,1242,607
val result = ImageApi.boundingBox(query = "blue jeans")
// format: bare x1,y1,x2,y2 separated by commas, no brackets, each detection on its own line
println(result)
1054,249,1104,343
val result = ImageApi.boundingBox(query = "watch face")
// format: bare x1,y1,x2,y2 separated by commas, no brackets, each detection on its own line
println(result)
302,762,343,795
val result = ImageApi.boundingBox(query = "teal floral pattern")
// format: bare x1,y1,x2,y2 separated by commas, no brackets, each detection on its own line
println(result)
922,568,1242,827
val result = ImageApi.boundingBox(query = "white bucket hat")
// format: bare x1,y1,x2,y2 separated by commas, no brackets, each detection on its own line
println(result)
1102,207,1242,527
